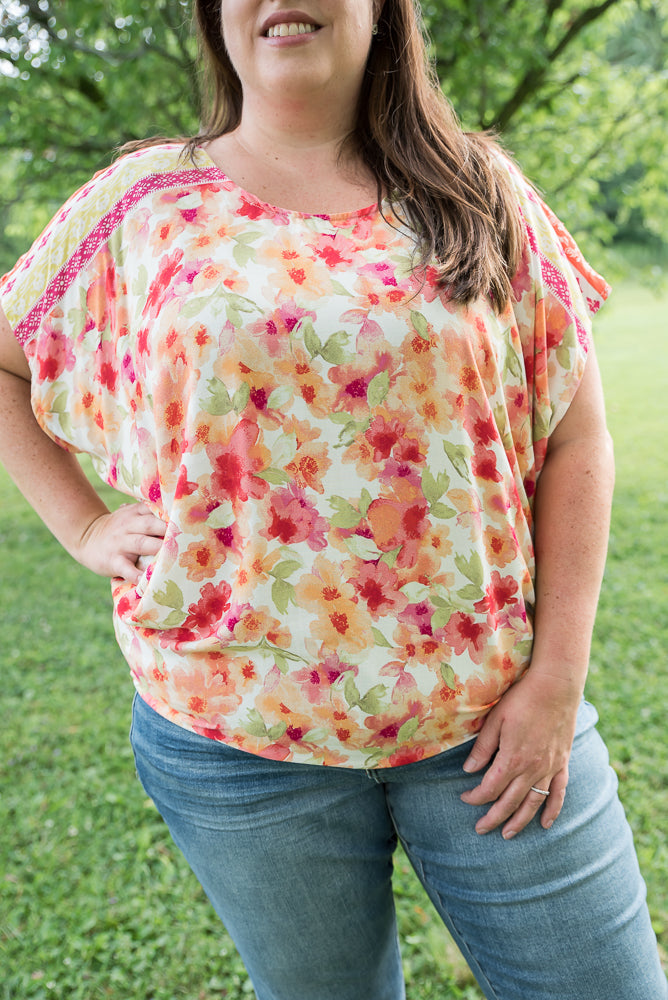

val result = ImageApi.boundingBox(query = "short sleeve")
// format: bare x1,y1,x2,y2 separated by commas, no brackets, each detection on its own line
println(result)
504,160,610,478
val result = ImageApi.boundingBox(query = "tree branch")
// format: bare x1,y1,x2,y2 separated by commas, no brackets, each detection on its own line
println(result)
489,0,624,131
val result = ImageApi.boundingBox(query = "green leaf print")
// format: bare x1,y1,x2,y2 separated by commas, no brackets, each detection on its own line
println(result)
359,488,373,517
131,263,148,298
367,369,390,408
302,321,322,359
454,551,484,587
358,685,387,715
270,560,302,580
431,607,454,630
272,432,297,467
206,504,235,529
457,583,484,601
379,546,402,568
203,377,233,416
329,279,350,296
410,309,430,341
344,674,361,708
442,440,472,481
273,652,289,675
328,496,363,529
371,627,393,648
232,242,255,268
421,468,450,504
245,709,269,738
267,722,288,741
440,664,457,690
232,382,250,413
267,385,293,410
344,535,382,560
320,330,351,365
400,581,430,602
271,578,297,615
430,502,457,519
152,579,184,610
504,348,524,381
256,468,291,485
397,716,420,743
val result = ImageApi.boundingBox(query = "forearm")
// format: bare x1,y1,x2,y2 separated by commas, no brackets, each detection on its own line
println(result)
530,427,615,692
0,369,110,558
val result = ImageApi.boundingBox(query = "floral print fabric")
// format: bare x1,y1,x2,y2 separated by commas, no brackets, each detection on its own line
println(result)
1,144,609,767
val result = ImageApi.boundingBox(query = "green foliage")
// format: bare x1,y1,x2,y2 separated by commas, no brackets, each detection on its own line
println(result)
0,279,666,997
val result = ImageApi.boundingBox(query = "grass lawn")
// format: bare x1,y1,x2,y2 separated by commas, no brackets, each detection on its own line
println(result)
0,282,666,999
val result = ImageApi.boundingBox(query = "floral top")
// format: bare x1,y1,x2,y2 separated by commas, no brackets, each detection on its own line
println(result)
1,144,609,767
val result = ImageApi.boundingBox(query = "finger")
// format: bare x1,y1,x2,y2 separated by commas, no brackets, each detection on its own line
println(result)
540,767,568,830
462,713,502,773
112,554,144,585
500,783,554,839
470,776,538,834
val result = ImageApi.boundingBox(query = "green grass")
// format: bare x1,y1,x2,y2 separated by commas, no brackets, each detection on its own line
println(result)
1,282,666,998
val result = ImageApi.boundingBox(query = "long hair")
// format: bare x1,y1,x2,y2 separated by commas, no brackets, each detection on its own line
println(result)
183,1,525,309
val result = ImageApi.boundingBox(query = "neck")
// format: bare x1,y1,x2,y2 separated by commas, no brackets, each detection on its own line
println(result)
235,90,358,164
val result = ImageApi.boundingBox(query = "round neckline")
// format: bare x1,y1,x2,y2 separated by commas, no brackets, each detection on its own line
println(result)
194,144,381,224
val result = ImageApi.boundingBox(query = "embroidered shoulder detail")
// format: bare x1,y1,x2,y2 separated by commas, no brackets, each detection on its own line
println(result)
3,145,221,345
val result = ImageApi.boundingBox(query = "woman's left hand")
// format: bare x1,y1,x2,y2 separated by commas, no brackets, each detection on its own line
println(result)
459,668,583,839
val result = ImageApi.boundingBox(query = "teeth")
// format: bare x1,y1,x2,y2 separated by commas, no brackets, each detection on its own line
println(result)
267,22,318,38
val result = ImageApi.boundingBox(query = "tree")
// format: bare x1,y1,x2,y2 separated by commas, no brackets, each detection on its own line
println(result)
1,0,667,273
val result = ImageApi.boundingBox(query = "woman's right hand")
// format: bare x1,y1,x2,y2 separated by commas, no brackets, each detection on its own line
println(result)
76,502,166,585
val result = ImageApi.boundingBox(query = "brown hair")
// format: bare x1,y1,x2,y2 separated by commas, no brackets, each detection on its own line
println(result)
150,0,525,310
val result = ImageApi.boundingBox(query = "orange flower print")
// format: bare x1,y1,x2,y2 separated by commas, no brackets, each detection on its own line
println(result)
178,537,223,582
165,660,241,720
295,554,358,612
274,346,335,418
483,524,518,568
366,497,430,568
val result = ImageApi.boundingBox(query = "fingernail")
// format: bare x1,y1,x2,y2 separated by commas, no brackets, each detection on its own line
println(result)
544,819,554,829
502,830,516,840
462,758,476,772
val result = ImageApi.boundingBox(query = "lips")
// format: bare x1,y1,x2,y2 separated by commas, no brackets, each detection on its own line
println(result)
260,9,323,36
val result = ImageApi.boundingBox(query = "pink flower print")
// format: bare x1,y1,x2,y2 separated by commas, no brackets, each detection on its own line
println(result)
310,231,355,268
144,248,184,319
36,324,75,382
442,612,492,664
364,416,405,462
261,484,328,550
206,419,270,505
248,301,316,358
351,561,408,620
329,350,394,418
397,600,435,637
291,665,333,705
471,446,503,483
474,571,519,618
183,581,232,636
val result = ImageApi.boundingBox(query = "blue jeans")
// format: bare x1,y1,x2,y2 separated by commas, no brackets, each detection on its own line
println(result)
130,694,666,1000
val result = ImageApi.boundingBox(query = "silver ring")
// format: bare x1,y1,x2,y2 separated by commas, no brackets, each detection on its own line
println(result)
530,785,550,796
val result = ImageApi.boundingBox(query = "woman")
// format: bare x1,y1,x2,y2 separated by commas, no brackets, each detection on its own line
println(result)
0,2,665,998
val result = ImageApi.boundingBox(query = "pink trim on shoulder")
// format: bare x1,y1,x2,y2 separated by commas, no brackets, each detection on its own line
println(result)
13,167,224,346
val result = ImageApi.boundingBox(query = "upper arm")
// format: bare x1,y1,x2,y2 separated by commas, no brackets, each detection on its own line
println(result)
546,343,611,453
0,305,31,381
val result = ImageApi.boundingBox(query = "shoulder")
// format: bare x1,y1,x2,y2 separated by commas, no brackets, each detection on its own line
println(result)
0,142,215,342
